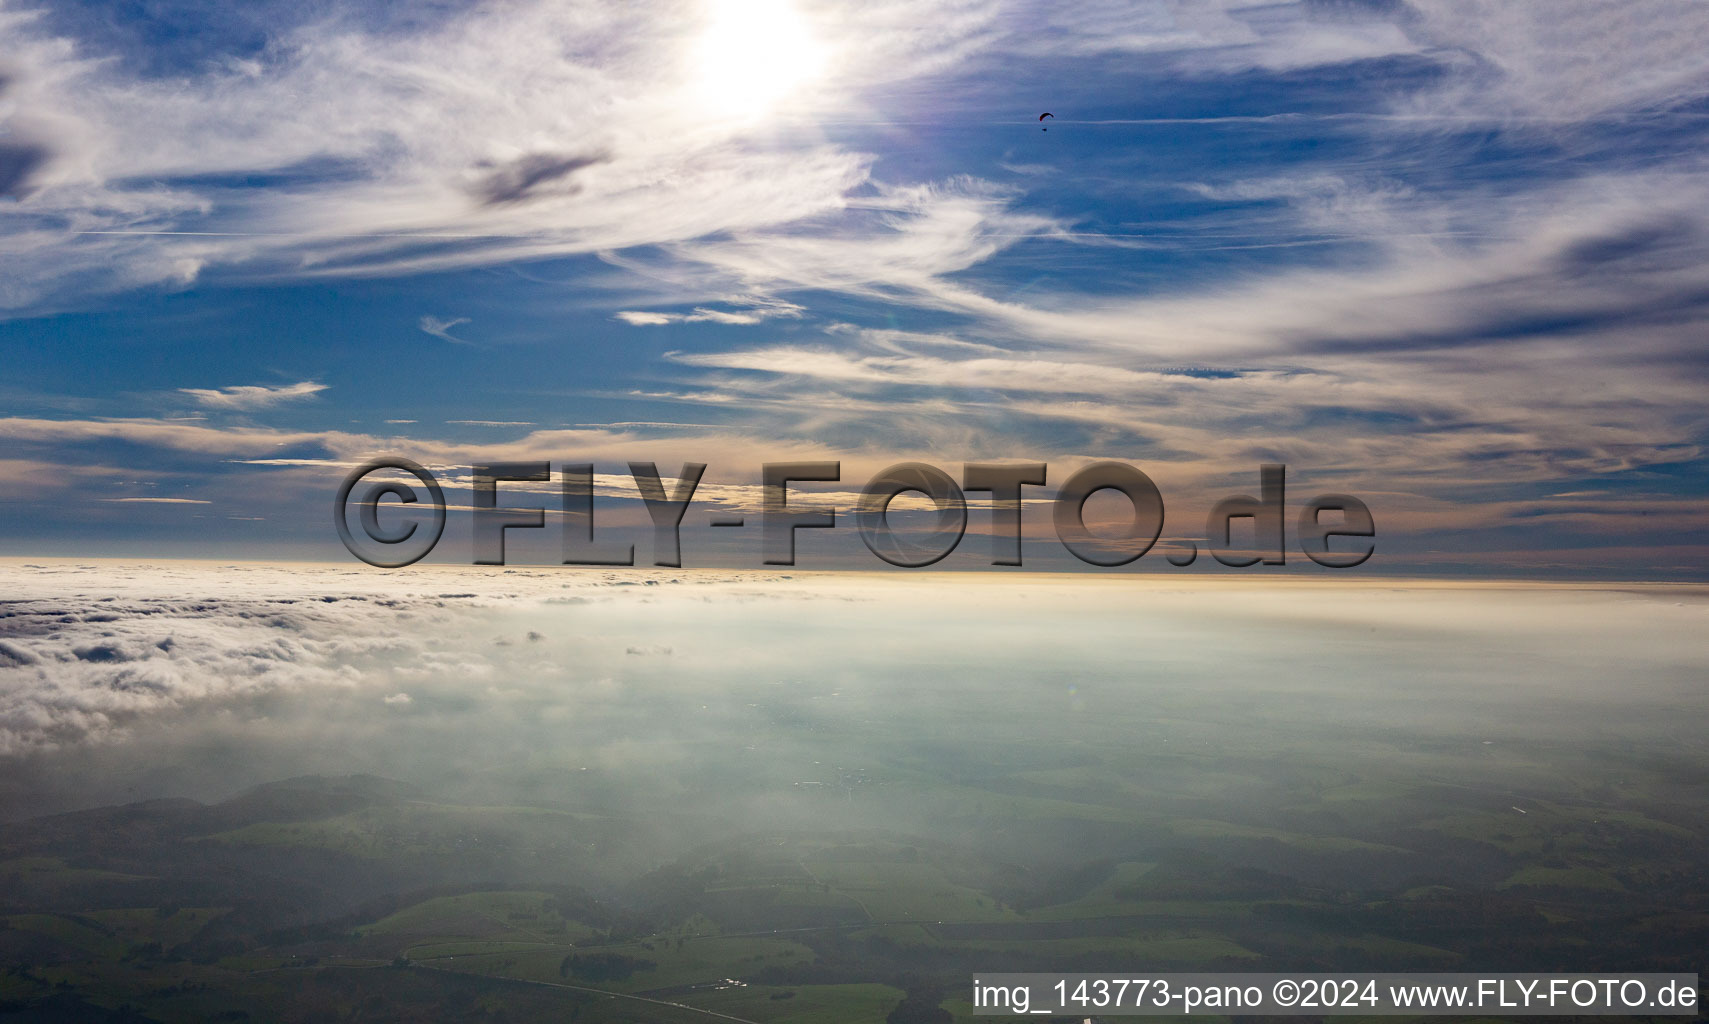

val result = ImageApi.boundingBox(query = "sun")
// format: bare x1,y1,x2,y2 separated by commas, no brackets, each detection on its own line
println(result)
691,0,828,120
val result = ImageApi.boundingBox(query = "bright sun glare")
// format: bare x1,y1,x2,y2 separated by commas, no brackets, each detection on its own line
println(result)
693,0,827,119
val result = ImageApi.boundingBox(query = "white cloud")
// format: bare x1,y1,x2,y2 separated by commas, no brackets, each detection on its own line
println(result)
0,559,805,754
0,0,1705,566
1400,1,1709,122
418,315,471,344
614,297,805,326
0,0,919,309
613,311,676,326
615,295,806,324
98,497,211,504
653,177,1062,304
1,560,1702,769
178,381,328,410
0,567,436,753
1,0,1700,335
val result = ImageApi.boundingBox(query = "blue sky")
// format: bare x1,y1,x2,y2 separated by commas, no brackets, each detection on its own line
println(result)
0,0,1706,575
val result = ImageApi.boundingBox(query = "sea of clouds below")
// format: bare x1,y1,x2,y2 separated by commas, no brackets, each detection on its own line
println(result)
0,559,801,758
1,559,1705,823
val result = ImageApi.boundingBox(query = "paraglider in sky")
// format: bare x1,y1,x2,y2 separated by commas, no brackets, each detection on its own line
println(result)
1039,112,1053,131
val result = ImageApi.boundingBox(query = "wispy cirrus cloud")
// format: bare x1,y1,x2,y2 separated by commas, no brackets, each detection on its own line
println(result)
0,0,968,309
614,297,805,327
0,0,1703,316
178,381,328,410
0,0,1494,310
1,0,1708,574
98,497,210,505
418,315,472,344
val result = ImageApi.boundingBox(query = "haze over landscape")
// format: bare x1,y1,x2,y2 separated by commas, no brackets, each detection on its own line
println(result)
1,562,1705,1020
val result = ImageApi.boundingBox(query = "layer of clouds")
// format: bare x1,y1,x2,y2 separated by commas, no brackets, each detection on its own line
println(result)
0,395,1701,563
0,562,476,753
0,559,776,755
1,560,1703,808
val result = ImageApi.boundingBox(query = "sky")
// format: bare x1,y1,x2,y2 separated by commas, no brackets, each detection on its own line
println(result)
0,0,1706,576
